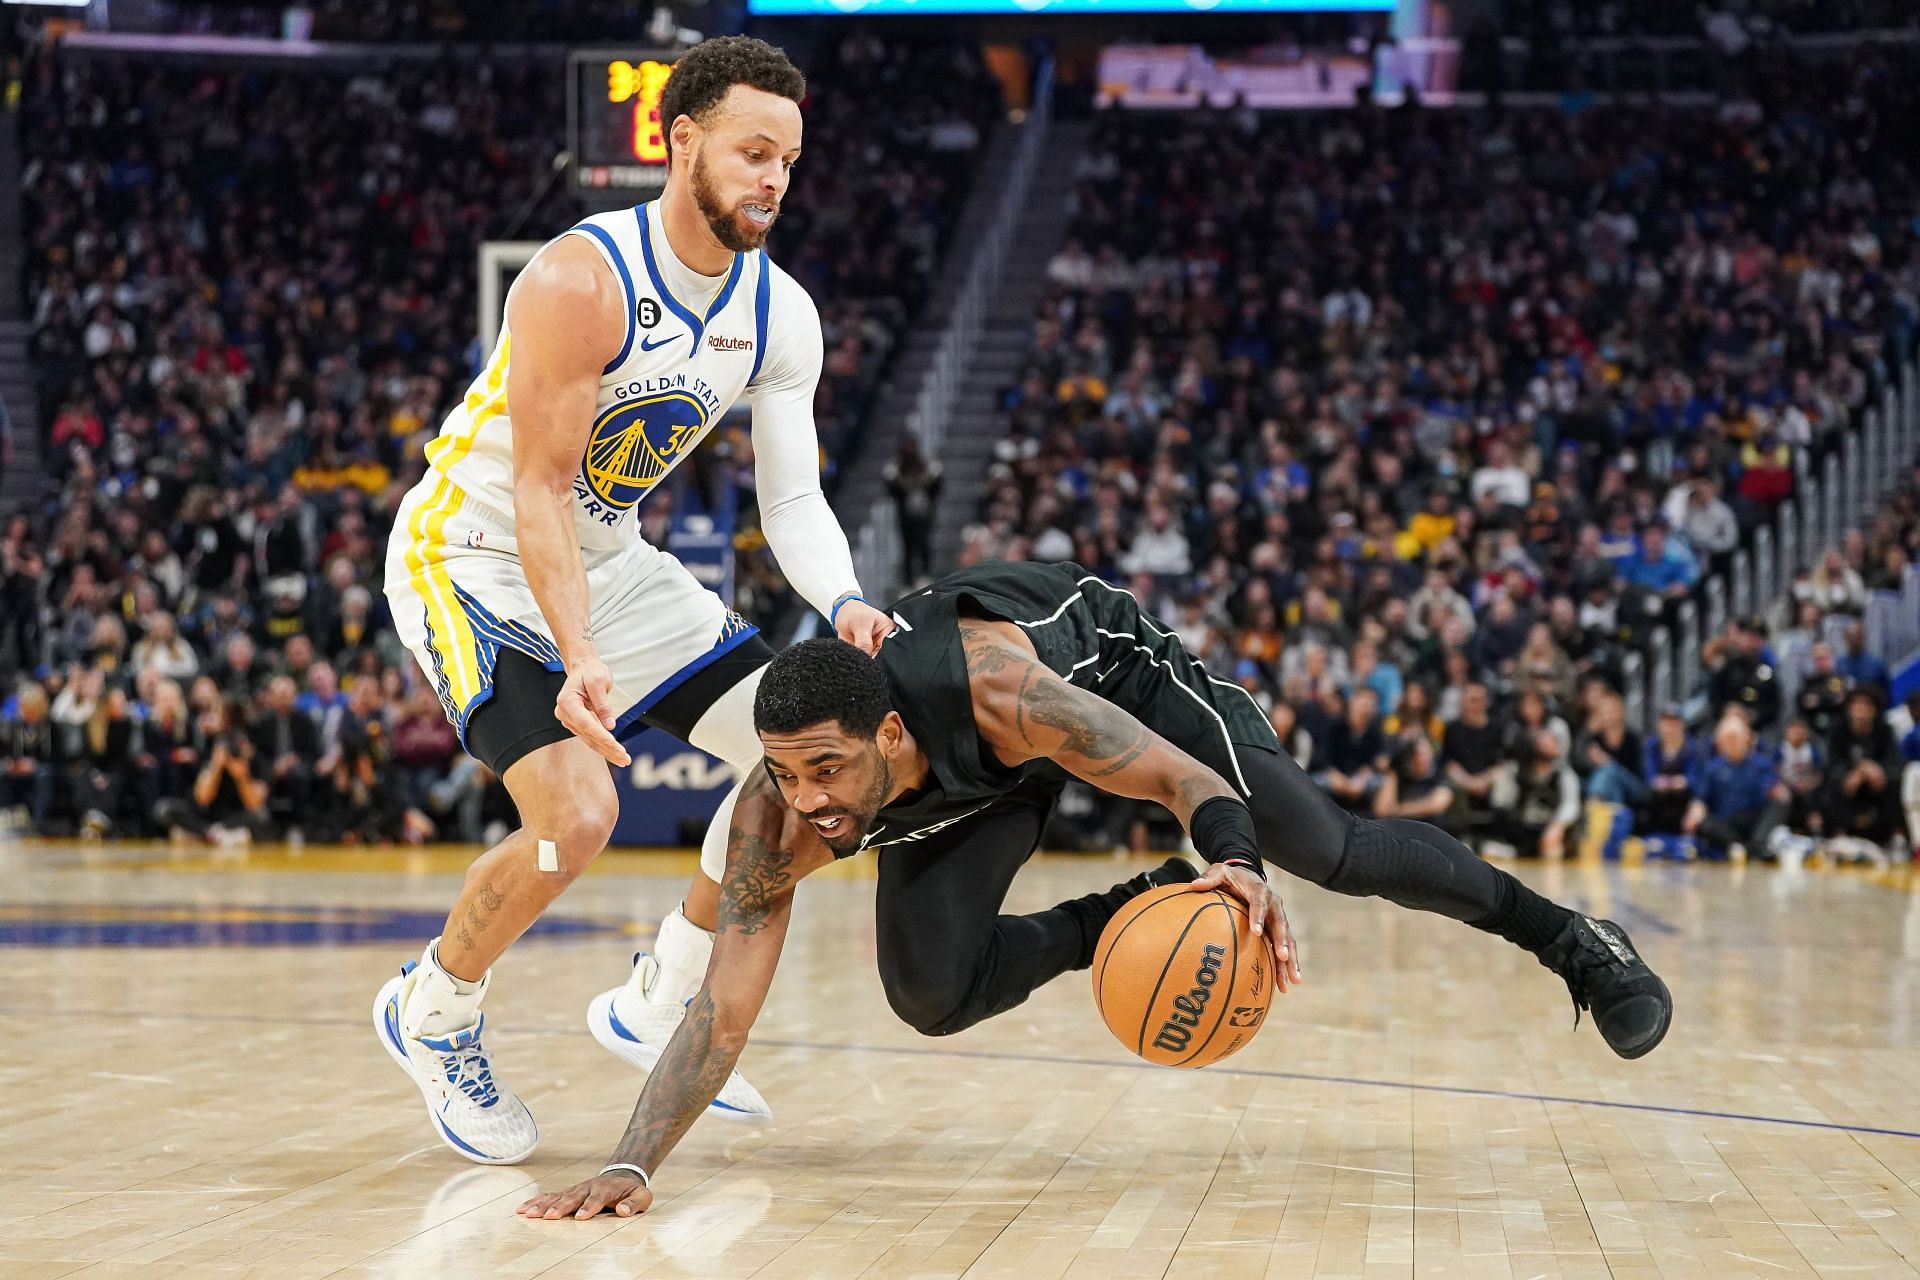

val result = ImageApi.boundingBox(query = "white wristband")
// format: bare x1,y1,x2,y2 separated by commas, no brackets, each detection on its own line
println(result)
599,1162,650,1187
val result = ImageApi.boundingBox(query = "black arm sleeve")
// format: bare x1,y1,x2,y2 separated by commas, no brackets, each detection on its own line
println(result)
1189,795,1265,879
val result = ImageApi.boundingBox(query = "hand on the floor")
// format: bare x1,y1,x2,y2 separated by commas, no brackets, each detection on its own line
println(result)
517,1172,653,1221
1189,862,1302,992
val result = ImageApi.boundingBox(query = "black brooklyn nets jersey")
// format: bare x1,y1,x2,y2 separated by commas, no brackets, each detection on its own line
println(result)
855,561,1277,857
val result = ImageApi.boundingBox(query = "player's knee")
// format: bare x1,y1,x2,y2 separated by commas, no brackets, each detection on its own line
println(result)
521,782,618,879
1323,817,1457,912
556,799,618,874
881,971,975,1038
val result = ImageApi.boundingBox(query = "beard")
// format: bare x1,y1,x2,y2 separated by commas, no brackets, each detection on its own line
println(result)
691,146,774,252
817,752,892,856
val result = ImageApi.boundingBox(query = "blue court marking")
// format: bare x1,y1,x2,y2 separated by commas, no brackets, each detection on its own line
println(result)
0,905,631,948
2,1003,1913,1143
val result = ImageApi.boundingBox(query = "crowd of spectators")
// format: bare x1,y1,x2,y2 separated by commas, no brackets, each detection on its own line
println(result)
966,44,1920,863
0,34,1000,841
1674,468,1920,863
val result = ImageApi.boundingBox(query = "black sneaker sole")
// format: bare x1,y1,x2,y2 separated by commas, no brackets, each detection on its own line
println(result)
1605,974,1673,1060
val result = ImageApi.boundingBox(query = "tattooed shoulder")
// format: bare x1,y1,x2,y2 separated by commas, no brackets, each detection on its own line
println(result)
959,620,1024,678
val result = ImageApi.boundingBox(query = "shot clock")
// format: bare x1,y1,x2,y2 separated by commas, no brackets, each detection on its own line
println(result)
567,49,682,196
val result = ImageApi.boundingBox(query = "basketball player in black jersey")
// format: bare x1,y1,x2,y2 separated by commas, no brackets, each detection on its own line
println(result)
521,561,1673,1221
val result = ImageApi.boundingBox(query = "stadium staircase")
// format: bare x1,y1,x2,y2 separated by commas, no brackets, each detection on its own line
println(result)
924,117,1087,575
0,100,40,521
830,119,1023,535
838,61,1071,604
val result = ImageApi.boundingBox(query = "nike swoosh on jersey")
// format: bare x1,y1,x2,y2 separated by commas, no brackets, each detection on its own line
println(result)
860,802,995,850
638,333,679,352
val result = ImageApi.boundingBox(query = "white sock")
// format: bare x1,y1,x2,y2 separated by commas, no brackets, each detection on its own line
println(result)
401,937,489,1040
628,906,712,1006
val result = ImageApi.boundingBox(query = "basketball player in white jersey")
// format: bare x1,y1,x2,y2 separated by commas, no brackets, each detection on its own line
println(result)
373,37,892,1164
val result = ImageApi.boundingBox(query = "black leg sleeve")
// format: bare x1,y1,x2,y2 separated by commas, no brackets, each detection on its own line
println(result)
1239,744,1504,921
1238,744,1571,955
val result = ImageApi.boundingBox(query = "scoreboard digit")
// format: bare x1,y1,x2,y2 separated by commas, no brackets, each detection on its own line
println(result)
567,48,682,196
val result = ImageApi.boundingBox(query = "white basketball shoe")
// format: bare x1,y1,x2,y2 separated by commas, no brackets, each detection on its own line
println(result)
373,958,539,1164
586,907,773,1123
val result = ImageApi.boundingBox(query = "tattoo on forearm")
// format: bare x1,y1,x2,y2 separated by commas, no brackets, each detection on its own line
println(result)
1018,673,1153,776
1175,773,1228,815
611,987,738,1170
718,833,795,936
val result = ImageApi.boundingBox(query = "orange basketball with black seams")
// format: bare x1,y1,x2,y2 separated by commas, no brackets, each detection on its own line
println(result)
1092,883,1272,1067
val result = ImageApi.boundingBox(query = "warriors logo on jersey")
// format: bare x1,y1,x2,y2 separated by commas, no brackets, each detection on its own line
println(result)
579,391,708,515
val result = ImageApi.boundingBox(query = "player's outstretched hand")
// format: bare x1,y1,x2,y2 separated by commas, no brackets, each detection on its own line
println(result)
554,656,631,767
517,1172,653,1221
1189,862,1302,993
835,599,895,656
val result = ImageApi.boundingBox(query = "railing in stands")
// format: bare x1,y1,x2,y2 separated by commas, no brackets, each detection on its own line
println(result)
1629,353,1920,727
851,58,1055,602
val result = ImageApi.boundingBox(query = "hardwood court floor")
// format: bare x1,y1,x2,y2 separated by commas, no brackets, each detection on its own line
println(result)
2,837,1918,1279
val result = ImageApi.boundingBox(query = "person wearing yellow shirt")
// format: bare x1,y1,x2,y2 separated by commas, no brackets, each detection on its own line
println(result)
1405,486,1458,553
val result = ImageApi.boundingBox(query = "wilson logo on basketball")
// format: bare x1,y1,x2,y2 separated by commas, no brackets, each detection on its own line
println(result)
1151,943,1226,1054
708,334,754,352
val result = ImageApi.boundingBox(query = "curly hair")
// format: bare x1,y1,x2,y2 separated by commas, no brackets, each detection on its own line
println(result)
658,36,805,154
754,639,893,739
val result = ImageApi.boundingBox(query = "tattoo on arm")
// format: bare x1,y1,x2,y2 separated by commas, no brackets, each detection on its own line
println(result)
1175,773,1230,815
718,832,795,936
1016,673,1153,777
958,622,1018,677
608,818,796,1170
610,987,737,1170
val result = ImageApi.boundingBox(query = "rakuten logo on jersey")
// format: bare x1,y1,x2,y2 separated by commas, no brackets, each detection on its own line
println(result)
707,334,754,352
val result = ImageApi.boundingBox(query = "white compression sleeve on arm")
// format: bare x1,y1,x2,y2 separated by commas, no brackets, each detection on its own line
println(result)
748,279,863,620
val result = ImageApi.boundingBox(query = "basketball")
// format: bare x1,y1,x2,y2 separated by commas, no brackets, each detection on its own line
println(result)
1092,884,1273,1068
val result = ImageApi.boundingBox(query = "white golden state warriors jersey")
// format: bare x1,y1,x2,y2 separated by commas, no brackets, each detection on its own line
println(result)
425,201,800,554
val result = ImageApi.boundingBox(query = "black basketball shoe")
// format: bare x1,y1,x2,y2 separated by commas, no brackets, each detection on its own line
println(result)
1062,856,1201,968
1538,915,1673,1059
